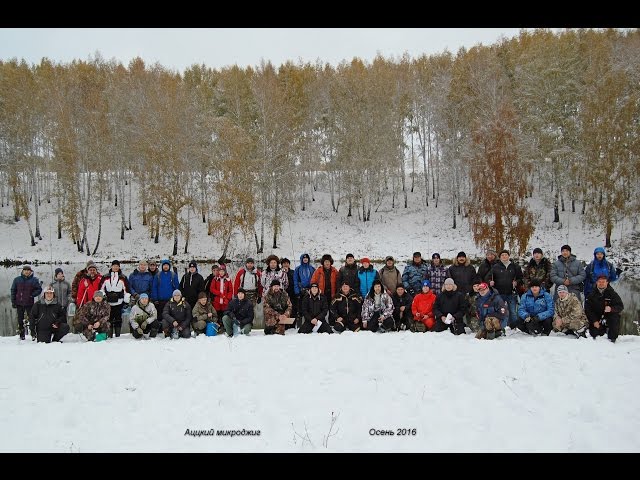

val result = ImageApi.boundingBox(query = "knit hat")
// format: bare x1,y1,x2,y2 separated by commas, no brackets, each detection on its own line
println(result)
172,289,182,297
557,285,569,294
43,285,55,294
422,279,431,288
22,264,33,271
189,261,197,269
111,259,120,266
443,278,456,287
533,248,543,255
310,282,319,289
361,257,371,264
477,282,489,291
432,253,441,259
457,251,466,258
346,253,354,260
246,257,255,264
413,251,422,258
93,290,105,299
597,274,609,280
86,261,97,270
281,258,291,265
395,284,405,290
148,260,157,266
561,244,572,252
218,264,226,271
237,288,246,294
54,268,64,276
486,249,497,257
197,291,207,300
385,256,394,262
270,279,281,287
139,293,149,300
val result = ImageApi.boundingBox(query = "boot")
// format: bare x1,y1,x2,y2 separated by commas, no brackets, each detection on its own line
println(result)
114,325,121,337
475,329,487,340
19,329,25,340
276,324,286,336
108,324,114,338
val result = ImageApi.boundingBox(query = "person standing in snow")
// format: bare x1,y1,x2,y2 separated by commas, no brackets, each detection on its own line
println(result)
486,249,523,329
477,250,498,285
357,257,380,299
402,251,429,295
523,248,552,291
583,247,618,298
151,259,180,318
210,264,233,327
280,258,297,329
337,253,361,293
11,264,42,340
311,254,339,299
76,261,103,308
128,260,154,300
550,245,586,302
234,258,262,305
100,260,130,338
179,261,205,309
426,253,448,296
261,254,288,294
294,253,316,325
51,267,73,313
379,256,402,296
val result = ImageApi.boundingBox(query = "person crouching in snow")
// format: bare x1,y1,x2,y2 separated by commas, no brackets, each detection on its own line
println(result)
329,282,363,332
299,283,332,334
263,280,292,336
411,280,436,332
516,279,555,336
361,279,394,332
433,278,467,335
585,275,624,343
162,289,192,339
75,290,111,341
192,291,217,336
552,285,588,338
474,283,508,340
31,285,70,343
129,293,158,339
222,288,254,337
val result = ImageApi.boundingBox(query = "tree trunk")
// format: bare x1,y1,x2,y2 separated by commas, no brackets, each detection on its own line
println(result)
605,219,612,248
571,199,575,213
272,190,279,249
92,178,104,256
173,223,178,256
33,172,42,240
184,205,191,254
128,175,132,230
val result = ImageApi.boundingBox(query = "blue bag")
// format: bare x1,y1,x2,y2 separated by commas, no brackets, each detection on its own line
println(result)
205,322,218,337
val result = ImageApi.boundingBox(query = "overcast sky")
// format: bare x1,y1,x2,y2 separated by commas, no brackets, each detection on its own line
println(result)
0,28,537,72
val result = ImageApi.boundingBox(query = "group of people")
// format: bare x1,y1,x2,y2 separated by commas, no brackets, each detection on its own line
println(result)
9,243,624,343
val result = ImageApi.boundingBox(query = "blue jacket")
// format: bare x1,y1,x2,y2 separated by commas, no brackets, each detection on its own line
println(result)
11,273,42,307
358,266,380,298
584,247,618,297
402,261,429,293
475,289,508,328
518,289,554,321
129,269,155,296
293,254,316,295
151,260,179,302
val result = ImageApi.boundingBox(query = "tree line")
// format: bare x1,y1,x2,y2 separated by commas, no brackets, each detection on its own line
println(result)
0,28,638,257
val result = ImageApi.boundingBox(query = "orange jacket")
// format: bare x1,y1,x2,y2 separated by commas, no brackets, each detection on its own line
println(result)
412,291,437,329
310,266,339,299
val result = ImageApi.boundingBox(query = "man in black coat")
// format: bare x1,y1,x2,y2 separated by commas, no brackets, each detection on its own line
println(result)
299,283,332,334
585,275,624,343
30,286,70,343
179,261,205,309
433,278,467,335
391,284,413,331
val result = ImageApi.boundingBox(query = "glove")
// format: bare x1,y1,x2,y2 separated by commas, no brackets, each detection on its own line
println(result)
131,321,139,330
257,297,262,304
137,327,143,335
601,318,607,327
531,316,540,323
408,289,415,296
524,316,531,323
141,320,148,329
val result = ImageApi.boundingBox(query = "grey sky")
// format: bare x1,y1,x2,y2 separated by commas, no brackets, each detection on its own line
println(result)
0,28,531,72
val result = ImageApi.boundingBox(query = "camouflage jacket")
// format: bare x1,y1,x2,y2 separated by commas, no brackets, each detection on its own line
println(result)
192,301,218,323
553,293,587,329
76,301,110,328
524,258,552,290
263,290,292,326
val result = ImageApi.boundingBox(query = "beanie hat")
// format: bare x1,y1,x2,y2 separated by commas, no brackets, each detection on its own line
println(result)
478,282,489,291
457,251,466,258
557,285,569,294
443,278,455,287
197,291,207,300
270,279,281,287
111,259,120,266
422,279,431,288
139,293,149,300
189,261,197,269
246,257,255,264
432,253,441,259
54,267,64,276
22,264,33,271
346,253,354,260
172,289,182,297
413,251,422,258
385,256,394,262
486,249,497,257
237,288,246,294
533,248,543,255
93,290,105,299
281,258,291,265
43,285,55,294
310,282,319,289
561,244,572,252
361,257,371,264
86,261,97,270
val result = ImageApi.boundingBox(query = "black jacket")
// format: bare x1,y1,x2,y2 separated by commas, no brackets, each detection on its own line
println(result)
433,290,466,322
30,300,66,333
391,291,414,318
329,289,362,322
225,297,255,326
301,292,329,322
163,299,192,329
338,264,360,292
585,285,624,326
179,272,205,308
487,261,523,296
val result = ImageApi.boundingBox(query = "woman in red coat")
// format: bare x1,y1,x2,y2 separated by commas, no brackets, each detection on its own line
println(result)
411,280,437,332
210,264,233,323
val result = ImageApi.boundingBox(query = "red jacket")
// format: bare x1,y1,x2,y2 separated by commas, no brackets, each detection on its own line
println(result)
233,268,263,296
412,291,437,329
76,274,104,307
310,266,339,299
210,275,233,311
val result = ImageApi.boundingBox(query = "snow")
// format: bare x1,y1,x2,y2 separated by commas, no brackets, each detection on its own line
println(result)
0,329,639,452
0,189,635,267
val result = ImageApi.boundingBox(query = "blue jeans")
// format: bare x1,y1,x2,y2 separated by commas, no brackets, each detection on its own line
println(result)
503,294,518,328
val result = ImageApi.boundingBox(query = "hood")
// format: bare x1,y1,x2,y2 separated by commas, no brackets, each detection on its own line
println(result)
300,253,310,264
161,259,171,267
593,247,606,259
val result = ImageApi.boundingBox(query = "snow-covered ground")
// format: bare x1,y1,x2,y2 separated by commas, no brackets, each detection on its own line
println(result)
0,329,638,452
1,189,637,266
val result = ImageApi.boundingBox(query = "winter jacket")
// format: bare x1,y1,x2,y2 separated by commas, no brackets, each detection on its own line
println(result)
151,262,180,302
475,289,508,325
426,263,448,296
487,261,524,296
52,278,72,308
402,260,429,293
433,289,466,323
263,289,292,327
76,274,103,307
301,292,329,322
225,297,255,327
209,275,233,311
162,298,192,330
192,300,217,324
128,269,154,296
585,285,624,327
357,266,380,299
30,297,66,333
411,291,437,329
518,289,555,321
101,270,130,306
329,288,362,322
179,271,205,308
311,266,339,299
233,267,263,296
283,268,295,299
391,291,414,319
71,269,87,302
261,267,288,293
477,259,497,285
338,263,361,293
553,293,587,331
361,292,394,323
294,255,316,294
550,254,586,298
447,259,480,295
11,273,42,307
76,300,110,329
379,265,402,295
524,257,552,291
584,247,618,297
129,301,158,328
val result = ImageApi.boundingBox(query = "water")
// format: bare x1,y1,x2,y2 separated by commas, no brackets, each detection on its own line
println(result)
0,262,263,336
1,262,638,337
